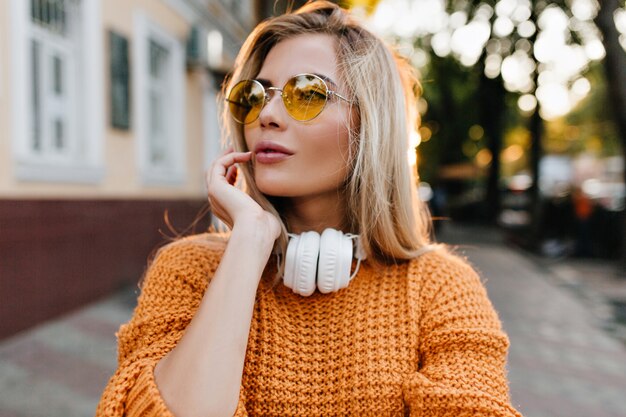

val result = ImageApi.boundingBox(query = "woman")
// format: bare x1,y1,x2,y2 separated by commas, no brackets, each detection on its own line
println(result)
96,2,522,416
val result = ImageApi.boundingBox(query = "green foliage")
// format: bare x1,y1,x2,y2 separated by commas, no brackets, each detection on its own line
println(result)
417,54,483,183
413,0,619,185
551,62,621,157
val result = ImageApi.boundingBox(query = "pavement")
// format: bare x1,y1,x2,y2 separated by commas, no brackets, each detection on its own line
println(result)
1,223,626,417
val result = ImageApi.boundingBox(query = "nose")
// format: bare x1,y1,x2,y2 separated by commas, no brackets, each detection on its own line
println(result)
258,88,285,128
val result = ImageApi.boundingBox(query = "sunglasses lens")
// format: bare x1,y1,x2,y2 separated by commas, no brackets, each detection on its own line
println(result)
283,75,328,121
228,80,265,124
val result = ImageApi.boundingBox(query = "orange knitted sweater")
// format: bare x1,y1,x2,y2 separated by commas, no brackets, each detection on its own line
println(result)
96,233,522,417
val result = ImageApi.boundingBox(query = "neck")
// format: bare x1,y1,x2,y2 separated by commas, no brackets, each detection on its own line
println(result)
282,191,349,235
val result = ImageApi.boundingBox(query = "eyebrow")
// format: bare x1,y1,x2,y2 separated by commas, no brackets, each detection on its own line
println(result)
256,73,339,89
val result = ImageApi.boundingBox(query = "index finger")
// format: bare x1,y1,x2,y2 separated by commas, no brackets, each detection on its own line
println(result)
209,151,252,182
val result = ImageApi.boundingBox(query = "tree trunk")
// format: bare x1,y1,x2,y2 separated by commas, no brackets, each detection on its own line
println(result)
527,89,544,253
478,70,506,224
526,1,545,253
594,0,626,270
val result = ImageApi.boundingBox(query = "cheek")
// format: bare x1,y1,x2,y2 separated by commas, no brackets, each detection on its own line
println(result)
302,122,351,172
243,129,253,151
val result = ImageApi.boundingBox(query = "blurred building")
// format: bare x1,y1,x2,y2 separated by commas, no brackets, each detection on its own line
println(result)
0,0,261,340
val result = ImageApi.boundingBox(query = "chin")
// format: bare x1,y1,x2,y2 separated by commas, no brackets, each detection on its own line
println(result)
255,177,297,197
253,171,340,198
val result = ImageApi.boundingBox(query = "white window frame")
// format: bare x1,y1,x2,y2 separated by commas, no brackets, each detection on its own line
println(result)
133,12,186,186
30,22,78,163
10,0,104,183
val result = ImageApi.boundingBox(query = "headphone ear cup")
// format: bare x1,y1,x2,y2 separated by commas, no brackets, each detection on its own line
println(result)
337,233,354,288
317,229,353,293
284,235,299,291
284,231,320,296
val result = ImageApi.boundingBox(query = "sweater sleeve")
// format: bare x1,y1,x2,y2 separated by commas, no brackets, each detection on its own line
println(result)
95,237,249,417
402,253,522,417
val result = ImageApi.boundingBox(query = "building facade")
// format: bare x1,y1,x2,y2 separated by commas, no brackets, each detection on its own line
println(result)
0,0,259,339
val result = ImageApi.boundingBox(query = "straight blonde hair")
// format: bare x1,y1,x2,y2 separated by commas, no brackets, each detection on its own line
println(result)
217,0,439,286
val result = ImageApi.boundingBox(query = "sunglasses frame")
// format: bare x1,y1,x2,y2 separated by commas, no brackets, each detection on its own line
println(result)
225,73,352,124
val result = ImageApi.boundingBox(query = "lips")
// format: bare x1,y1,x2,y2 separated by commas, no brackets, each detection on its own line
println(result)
253,140,294,164
253,140,294,155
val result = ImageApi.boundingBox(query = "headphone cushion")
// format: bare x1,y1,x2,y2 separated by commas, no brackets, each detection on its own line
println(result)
285,231,320,296
317,229,353,293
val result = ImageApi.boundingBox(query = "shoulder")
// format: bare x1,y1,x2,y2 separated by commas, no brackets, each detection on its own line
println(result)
404,245,504,333
407,243,479,277
406,244,487,300
141,232,229,289
153,232,228,265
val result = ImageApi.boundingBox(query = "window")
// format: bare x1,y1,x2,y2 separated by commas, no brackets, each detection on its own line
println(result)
148,39,170,167
134,13,186,185
11,0,104,183
110,31,130,130
29,0,79,161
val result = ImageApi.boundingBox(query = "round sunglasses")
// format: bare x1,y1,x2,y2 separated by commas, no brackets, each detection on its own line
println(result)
226,73,352,124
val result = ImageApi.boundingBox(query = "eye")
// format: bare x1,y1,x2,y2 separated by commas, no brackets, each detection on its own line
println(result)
296,87,327,101
246,93,264,105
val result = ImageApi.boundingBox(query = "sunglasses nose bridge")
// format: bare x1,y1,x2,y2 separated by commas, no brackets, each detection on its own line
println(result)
259,86,288,119
264,87,284,103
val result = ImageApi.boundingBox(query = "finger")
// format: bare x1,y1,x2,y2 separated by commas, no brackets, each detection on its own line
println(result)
206,151,251,190
213,151,252,178
226,165,237,185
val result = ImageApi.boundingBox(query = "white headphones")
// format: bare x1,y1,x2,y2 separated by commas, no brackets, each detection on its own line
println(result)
283,228,367,297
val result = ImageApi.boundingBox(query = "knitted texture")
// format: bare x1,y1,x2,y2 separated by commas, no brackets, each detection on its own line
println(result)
96,233,522,417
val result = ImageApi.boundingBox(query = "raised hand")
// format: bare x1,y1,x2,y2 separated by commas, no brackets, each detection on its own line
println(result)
205,147,281,242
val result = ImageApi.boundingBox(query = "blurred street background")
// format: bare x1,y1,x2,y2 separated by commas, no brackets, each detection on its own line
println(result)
1,0,625,416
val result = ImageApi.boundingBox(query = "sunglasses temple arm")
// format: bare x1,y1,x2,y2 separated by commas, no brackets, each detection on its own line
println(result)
332,92,353,104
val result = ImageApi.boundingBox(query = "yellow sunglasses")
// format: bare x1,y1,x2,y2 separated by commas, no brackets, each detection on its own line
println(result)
226,73,352,124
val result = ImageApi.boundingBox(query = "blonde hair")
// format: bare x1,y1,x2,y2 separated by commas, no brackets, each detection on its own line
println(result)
217,0,439,286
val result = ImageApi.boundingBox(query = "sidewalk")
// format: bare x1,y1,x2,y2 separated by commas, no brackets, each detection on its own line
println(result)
1,224,626,417
0,287,137,417
436,223,626,417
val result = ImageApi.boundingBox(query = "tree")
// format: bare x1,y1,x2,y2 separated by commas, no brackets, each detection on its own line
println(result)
594,0,626,268
378,0,614,250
